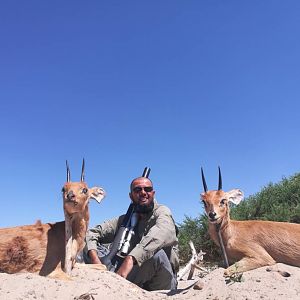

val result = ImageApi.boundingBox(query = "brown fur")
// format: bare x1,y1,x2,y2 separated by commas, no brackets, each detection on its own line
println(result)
0,180,105,279
201,190,300,276
0,222,64,275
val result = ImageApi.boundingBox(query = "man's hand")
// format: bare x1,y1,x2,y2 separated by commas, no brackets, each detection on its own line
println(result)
88,249,102,264
116,255,136,279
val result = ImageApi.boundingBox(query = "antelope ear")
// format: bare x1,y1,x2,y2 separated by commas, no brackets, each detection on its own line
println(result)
89,187,106,203
226,189,244,205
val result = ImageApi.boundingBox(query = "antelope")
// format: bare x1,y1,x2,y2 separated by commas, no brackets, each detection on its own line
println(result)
0,160,106,279
200,167,300,277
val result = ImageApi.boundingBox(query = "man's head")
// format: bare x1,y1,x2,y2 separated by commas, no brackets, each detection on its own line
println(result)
129,177,155,213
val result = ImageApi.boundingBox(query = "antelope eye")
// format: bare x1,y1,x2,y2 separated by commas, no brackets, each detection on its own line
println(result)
82,188,88,194
61,187,65,193
220,199,226,206
202,200,207,207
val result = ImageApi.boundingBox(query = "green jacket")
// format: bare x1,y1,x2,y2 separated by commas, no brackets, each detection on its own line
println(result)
85,200,179,273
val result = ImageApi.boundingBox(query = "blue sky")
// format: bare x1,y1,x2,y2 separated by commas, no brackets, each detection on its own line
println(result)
1,1,300,228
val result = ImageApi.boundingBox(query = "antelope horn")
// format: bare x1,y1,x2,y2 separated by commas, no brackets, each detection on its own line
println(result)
201,167,208,192
81,158,85,182
66,160,71,182
218,166,222,190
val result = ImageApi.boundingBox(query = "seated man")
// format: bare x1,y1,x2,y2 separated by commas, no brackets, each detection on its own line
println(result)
84,176,179,291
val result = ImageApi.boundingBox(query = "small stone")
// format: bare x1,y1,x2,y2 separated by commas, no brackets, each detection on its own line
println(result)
193,279,204,290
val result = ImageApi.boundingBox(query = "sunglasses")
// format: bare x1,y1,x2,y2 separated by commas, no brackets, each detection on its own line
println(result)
132,186,153,193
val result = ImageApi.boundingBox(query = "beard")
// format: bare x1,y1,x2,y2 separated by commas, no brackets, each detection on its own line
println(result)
134,200,154,214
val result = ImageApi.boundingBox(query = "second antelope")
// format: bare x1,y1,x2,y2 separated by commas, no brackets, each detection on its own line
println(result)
0,160,106,279
200,168,300,276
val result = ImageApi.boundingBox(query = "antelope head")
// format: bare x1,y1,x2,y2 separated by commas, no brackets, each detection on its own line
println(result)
63,159,106,215
200,167,244,224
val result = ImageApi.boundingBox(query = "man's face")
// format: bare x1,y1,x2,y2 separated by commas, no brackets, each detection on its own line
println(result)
129,178,155,210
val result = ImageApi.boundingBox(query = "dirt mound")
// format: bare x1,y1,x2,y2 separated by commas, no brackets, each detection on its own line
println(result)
0,263,299,300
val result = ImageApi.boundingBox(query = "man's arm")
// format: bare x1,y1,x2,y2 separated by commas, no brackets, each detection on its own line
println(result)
116,255,136,278
85,217,120,262
88,249,102,264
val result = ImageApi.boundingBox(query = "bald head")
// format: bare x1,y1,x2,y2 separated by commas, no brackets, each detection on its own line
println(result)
130,177,153,192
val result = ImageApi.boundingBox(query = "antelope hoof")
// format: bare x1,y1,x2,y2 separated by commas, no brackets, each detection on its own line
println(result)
224,267,236,277
224,269,232,277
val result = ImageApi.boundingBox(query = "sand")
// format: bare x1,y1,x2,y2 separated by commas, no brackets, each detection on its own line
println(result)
1,263,300,300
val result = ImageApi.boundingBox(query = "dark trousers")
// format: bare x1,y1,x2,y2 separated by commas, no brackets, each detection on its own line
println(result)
126,249,177,291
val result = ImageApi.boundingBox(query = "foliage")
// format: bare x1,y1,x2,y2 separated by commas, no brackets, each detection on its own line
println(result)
178,173,300,264
231,173,300,222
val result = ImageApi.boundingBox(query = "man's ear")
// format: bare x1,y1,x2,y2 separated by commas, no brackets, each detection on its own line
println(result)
226,189,244,205
129,192,133,201
89,187,106,203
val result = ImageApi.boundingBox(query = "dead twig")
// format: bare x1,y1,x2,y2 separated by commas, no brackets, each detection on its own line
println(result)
177,241,206,280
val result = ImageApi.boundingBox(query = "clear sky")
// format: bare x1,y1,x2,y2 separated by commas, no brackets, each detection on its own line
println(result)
1,1,300,228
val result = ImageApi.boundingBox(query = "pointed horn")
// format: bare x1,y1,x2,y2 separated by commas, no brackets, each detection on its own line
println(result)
218,166,222,190
201,167,208,192
81,158,85,182
66,160,70,182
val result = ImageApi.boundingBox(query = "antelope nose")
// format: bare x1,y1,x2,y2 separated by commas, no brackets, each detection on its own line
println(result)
67,191,75,200
209,212,216,219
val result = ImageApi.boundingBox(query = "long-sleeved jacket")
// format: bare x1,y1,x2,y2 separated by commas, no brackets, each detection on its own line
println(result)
85,200,179,273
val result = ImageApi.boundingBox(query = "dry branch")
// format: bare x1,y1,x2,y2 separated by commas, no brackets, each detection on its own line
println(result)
177,241,206,280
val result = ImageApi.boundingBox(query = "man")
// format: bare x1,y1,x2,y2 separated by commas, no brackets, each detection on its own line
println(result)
84,176,179,291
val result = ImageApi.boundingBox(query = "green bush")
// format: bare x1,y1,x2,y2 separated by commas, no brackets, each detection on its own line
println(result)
231,173,300,222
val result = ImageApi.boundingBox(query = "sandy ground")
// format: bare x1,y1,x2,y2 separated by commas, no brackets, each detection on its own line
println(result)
1,263,300,300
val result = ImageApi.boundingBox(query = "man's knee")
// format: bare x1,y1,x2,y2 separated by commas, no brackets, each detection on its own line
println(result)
148,250,177,290
152,249,170,267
